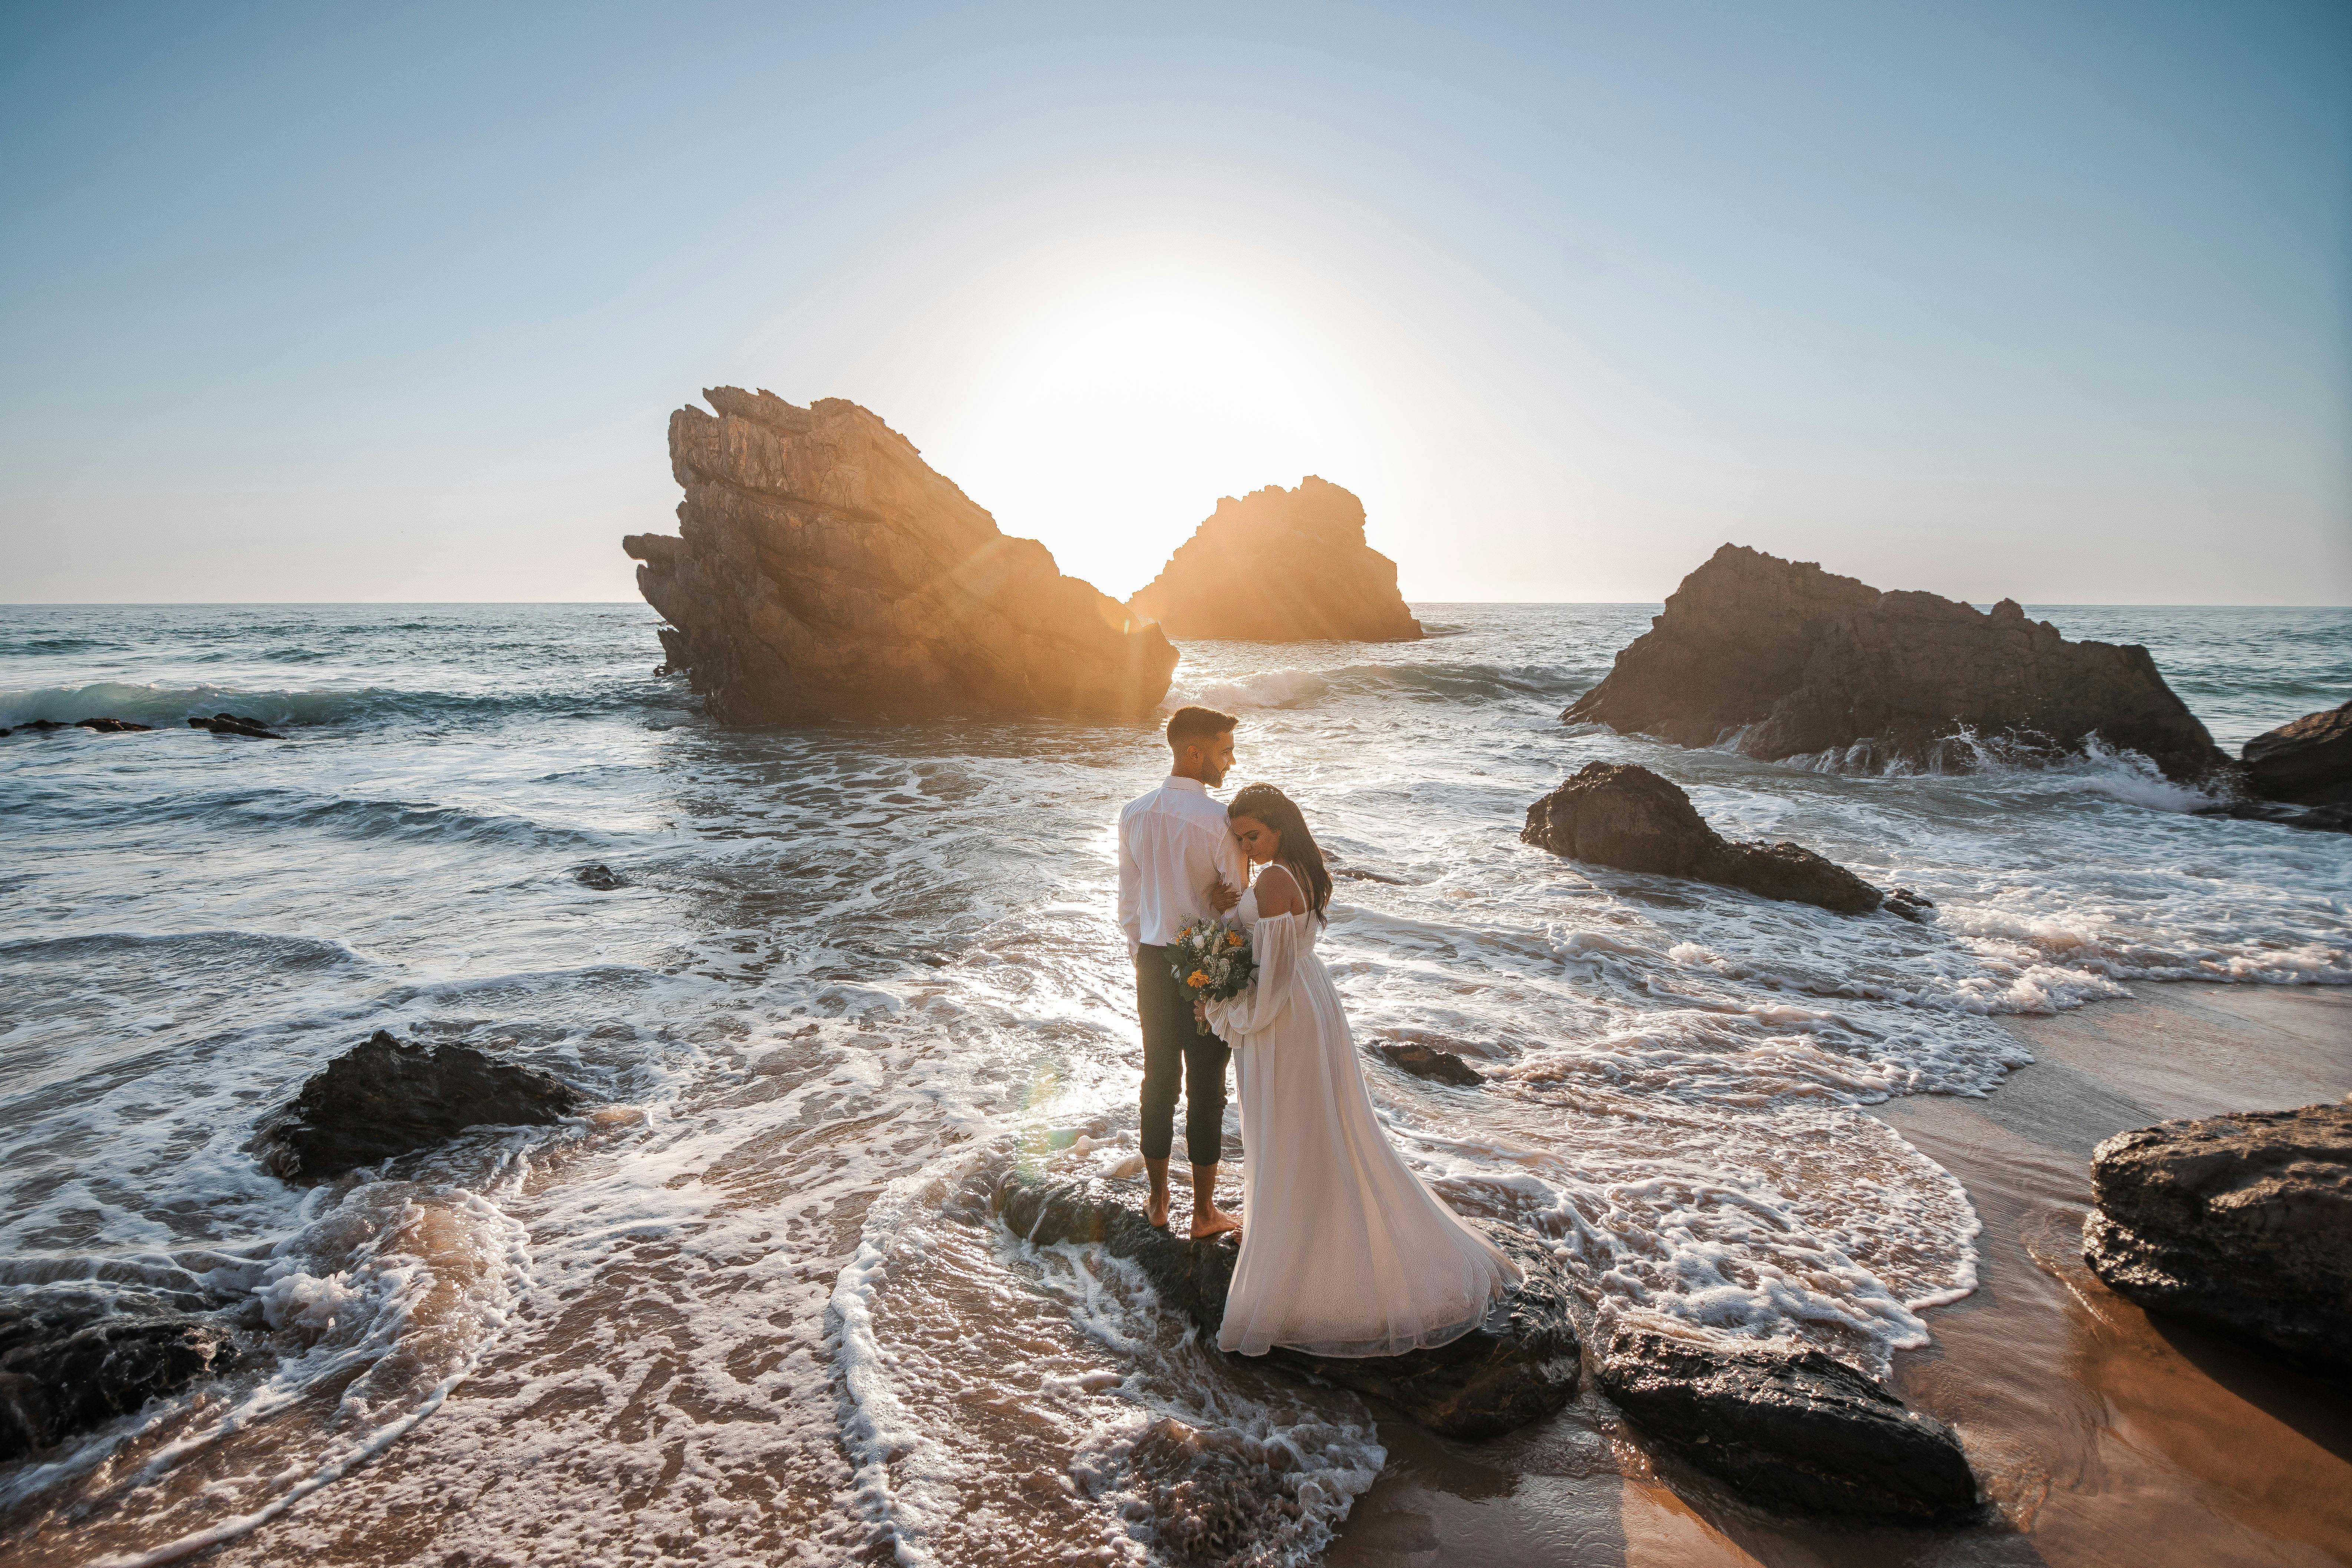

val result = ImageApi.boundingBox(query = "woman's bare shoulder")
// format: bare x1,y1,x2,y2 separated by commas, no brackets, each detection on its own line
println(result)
1254,864,1305,915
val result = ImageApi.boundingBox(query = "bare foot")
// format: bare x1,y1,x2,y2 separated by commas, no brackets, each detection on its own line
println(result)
1188,1205,1241,1240
1145,1190,1172,1228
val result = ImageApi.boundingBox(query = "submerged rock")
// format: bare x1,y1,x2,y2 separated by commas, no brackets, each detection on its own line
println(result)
1563,545,2228,784
256,1030,588,1183
4,718,155,736
2241,699,2352,808
574,863,627,890
2191,798,2352,835
1125,477,1422,643
0,1294,237,1462
1373,1042,1483,1087
189,712,283,739
1522,762,1886,915
625,387,1178,723
992,1174,1580,1439
2082,1103,2352,1378
1596,1323,1977,1524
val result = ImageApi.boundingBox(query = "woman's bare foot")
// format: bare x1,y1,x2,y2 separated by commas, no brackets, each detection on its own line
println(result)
1189,1205,1242,1239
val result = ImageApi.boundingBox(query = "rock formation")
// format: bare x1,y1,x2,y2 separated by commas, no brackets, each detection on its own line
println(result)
0,1293,237,1462
3,717,156,737
1373,1042,1484,1086
2082,1103,2351,1378
1125,478,1422,643
2242,700,2352,808
189,713,282,739
626,388,1178,723
1563,545,2229,783
1596,1323,1978,1524
256,1030,587,1183
1523,762,1889,915
992,1173,1579,1438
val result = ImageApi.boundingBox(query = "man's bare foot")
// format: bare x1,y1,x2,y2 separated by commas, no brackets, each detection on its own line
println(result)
1145,1190,1172,1228
1189,1205,1241,1239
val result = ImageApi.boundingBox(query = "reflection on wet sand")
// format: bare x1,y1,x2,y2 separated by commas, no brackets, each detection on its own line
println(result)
1330,982,2352,1567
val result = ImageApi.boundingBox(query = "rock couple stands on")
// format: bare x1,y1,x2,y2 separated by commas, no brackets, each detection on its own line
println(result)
1566,545,2228,783
2083,1102,2351,1381
627,388,1178,723
1125,477,1422,643
1523,761,1927,918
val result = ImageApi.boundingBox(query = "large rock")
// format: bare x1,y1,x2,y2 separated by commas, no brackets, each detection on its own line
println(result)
1596,1323,1978,1524
2082,1103,2352,1378
0,1294,237,1462
993,1174,1579,1439
1125,478,1422,643
2241,700,2352,807
256,1030,587,1184
1522,762,1886,915
1564,545,2228,783
626,388,1178,723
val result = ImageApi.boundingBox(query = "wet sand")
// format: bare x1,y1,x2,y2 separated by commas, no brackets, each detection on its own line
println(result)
1329,981,2352,1568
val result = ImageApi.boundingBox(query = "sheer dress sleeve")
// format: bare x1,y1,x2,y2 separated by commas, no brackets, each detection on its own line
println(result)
1204,913,1301,1043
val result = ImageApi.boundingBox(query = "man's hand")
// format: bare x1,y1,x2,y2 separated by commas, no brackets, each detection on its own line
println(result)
1205,878,1240,914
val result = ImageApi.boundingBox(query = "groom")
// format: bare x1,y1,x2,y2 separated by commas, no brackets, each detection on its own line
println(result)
1116,704,1248,1238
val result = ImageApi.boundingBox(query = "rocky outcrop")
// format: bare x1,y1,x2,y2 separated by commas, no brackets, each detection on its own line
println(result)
993,1174,1579,1439
3,717,156,736
189,713,282,738
256,1031,587,1183
2082,1103,2351,1378
1126,478,1421,643
2242,700,2352,807
574,863,627,890
1596,1323,1977,1524
1373,1042,1483,1087
1563,545,2228,783
625,388,1177,723
0,1294,237,1462
1523,762,1886,915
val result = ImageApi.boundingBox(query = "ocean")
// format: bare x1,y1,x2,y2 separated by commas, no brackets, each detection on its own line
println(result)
1,601,2346,1567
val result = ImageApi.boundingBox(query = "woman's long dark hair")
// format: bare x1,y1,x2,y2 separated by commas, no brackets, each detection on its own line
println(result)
1227,782,1332,922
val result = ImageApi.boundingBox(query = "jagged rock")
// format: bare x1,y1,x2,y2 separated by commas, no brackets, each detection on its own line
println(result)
1522,762,1885,915
574,863,627,890
1373,1042,1483,1087
2082,1103,2352,1378
0,1294,237,1462
1596,1323,1978,1524
2242,700,2352,808
993,1174,1579,1438
189,713,283,739
1884,887,1936,922
77,717,153,733
256,1030,587,1183
624,388,1178,723
2191,799,2352,835
1563,545,2228,783
1126,478,1422,643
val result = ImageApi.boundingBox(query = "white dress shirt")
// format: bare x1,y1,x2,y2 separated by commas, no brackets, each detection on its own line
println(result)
1117,776,1250,953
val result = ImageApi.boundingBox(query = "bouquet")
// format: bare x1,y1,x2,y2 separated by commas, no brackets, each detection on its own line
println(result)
1169,919,1256,1034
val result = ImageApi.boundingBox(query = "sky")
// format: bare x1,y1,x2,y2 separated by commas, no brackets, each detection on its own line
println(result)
2,1,2346,605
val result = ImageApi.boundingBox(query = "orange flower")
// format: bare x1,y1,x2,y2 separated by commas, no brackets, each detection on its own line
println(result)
1226,932,1243,947
1186,970,1210,988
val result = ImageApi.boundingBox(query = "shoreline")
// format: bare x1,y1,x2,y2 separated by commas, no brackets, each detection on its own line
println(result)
1330,980,2352,1567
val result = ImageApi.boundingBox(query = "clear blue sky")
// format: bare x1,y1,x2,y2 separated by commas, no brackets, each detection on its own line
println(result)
3,1,2346,603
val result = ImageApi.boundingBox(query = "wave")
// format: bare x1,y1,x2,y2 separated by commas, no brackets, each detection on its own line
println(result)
0,680,669,730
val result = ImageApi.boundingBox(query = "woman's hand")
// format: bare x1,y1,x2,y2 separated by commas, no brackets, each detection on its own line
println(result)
1205,877,1241,914
1193,999,1208,1023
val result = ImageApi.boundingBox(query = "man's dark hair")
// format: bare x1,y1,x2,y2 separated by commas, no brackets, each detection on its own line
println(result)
1165,706,1237,750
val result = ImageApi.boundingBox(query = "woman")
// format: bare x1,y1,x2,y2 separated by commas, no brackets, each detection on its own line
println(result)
1200,782,1520,1358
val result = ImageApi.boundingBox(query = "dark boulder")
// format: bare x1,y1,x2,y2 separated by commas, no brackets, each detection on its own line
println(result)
0,1295,237,1462
1596,1323,1978,1524
2241,700,2352,808
575,863,627,890
189,713,283,739
76,717,154,733
255,1030,588,1183
1884,887,1936,922
1373,1042,1482,1087
1563,545,2228,784
1522,762,1886,915
993,1174,1580,1439
2191,798,2352,835
2082,1103,2351,1378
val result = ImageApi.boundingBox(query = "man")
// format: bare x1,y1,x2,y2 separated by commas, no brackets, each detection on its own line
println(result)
1116,704,1249,1237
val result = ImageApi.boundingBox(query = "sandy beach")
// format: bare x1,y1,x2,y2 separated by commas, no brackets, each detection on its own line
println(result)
1331,981,2352,1567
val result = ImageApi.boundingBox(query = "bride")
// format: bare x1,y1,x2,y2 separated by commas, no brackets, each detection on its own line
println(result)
1200,783,1520,1358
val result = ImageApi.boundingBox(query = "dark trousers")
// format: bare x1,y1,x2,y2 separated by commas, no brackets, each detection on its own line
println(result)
1136,945,1230,1167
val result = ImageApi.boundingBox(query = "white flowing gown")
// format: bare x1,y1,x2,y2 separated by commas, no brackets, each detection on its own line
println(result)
1203,884,1520,1358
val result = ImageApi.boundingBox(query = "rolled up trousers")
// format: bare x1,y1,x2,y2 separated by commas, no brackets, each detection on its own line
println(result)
1135,944,1229,1167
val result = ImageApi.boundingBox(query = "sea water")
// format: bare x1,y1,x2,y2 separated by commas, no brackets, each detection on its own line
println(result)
1,603,2345,1566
